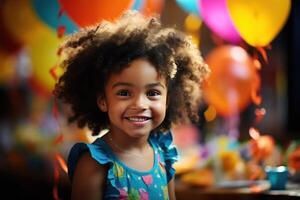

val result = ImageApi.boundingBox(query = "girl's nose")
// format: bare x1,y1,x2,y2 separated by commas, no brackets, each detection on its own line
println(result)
131,95,147,109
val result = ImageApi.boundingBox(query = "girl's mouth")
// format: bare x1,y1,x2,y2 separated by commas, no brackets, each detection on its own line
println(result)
125,116,151,122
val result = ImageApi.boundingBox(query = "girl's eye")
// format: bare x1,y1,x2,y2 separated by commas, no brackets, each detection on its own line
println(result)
116,90,130,96
147,90,161,97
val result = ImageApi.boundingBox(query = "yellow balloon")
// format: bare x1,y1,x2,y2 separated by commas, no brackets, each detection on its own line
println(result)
2,0,45,44
227,0,291,47
28,25,63,95
184,14,202,32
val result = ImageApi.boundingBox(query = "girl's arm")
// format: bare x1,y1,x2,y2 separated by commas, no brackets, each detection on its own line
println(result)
71,152,107,200
168,177,176,200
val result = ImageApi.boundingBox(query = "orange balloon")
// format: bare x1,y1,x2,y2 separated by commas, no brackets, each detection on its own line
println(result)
141,0,165,16
59,0,134,27
203,45,256,116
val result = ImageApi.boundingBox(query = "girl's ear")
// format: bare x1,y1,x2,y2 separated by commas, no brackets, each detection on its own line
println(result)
97,96,107,112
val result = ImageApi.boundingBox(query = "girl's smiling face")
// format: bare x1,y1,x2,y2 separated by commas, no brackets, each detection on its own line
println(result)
98,59,167,139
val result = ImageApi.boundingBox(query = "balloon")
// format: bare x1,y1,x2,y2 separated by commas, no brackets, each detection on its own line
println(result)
0,7,22,54
203,45,257,116
58,0,134,27
2,0,45,44
140,0,165,16
32,0,78,35
199,0,242,43
184,14,202,32
28,25,63,97
227,0,291,47
132,0,144,10
176,0,200,16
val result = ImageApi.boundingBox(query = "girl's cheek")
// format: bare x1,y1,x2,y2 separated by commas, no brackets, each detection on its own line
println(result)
153,102,167,113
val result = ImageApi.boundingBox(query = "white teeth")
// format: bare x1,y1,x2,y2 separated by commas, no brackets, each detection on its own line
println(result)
127,117,149,122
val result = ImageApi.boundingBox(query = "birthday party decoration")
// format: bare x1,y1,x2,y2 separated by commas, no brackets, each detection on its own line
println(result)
2,0,45,45
58,0,134,27
203,45,257,116
176,0,200,16
32,0,78,35
0,51,17,84
132,0,144,10
227,0,291,47
140,0,165,16
28,26,62,97
184,14,202,46
0,8,22,54
199,0,241,43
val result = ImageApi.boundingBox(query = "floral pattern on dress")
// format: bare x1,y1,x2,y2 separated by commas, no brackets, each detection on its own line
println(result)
114,162,124,178
128,188,140,200
139,188,149,200
142,175,153,185
161,185,168,200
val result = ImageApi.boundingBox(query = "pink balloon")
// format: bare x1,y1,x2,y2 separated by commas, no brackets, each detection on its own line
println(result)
199,0,242,43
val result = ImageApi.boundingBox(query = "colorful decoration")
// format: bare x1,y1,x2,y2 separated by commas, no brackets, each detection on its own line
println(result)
250,135,275,162
203,45,257,116
58,0,134,27
132,0,144,10
2,0,45,44
184,14,202,46
286,141,300,171
0,7,22,54
140,0,165,16
0,51,17,84
176,0,200,16
199,0,241,43
227,0,291,47
32,0,78,35
28,25,62,97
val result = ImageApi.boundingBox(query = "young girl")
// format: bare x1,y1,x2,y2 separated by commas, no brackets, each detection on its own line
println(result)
54,11,209,200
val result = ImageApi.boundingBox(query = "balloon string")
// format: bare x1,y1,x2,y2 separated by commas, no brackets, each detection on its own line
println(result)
53,156,61,200
251,71,262,106
50,64,58,80
57,7,66,38
256,46,271,64
57,26,66,38
55,152,68,174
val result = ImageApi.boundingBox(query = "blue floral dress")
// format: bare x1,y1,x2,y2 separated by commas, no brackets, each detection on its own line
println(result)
68,130,178,200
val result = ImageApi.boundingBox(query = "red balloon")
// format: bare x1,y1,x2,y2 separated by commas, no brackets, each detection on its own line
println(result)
58,0,134,27
203,45,257,116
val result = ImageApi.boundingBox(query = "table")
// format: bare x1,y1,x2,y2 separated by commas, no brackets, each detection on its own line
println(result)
175,181,300,200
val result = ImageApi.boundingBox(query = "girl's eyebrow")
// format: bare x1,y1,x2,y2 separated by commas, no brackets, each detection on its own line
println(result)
112,82,132,88
112,82,165,89
146,83,165,89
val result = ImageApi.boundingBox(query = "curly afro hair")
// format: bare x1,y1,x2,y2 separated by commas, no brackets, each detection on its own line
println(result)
53,11,210,136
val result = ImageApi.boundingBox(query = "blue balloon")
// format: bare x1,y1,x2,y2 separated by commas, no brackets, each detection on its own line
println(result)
176,0,200,16
32,0,78,35
132,0,144,11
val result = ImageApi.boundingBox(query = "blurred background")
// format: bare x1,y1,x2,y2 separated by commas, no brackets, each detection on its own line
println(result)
0,0,299,199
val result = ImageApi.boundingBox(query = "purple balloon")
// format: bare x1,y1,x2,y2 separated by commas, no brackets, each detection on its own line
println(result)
199,0,241,43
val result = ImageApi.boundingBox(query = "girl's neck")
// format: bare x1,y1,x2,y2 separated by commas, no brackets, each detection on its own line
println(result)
104,130,150,153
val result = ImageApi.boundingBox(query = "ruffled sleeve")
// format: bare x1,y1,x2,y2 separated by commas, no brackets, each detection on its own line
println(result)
67,138,112,181
151,130,179,182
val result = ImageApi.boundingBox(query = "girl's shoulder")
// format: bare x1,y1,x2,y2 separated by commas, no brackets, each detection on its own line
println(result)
150,130,178,158
67,137,112,181
150,130,179,182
